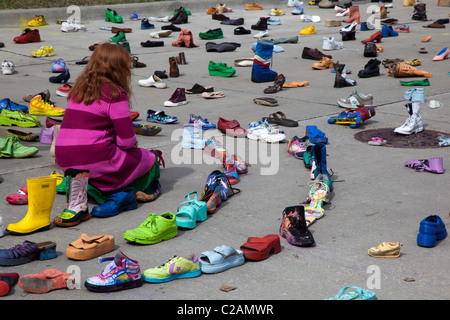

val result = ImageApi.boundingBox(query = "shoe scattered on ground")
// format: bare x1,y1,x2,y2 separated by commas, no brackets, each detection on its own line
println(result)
52,58,66,73
322,37,343,50
91,187,138,218
2,60,15,75
300,25,316,34
164,88,187,107
312,57,333,70
147,109,178,123
110,31,126,42
0,273,19,297
199,245,244,273
61,21,86,32
66,234,115,260
208,61,236,77
29,94,65,116
56,84,72,97
142,255,201,282
19,269,75,293
0,136,39,158
85,252,143,292
123,212,178,244
247,120,286,143
217,117,247,137
326,286,376,300
368,242,403,258
280,205,316,246
14,28,40,43
133,123,162,136
27,15,47,27
417,215,447,247
0,109,40,128
31,45,54,58
0,240,56,266
138,75,166,88
6,129,38,142
105,8,123,23
141,18,155,29
199,28,224,39
337,90,373,108
149,30,172,38
0,98,28,112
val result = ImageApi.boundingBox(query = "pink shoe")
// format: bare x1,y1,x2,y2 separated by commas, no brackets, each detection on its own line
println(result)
433,47,449,61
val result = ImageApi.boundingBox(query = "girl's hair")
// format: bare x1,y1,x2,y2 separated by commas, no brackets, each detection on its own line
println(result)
68,42,132,106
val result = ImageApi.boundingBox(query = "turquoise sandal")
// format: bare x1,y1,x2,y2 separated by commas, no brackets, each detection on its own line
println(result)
175,192,207,229
326,286,376,300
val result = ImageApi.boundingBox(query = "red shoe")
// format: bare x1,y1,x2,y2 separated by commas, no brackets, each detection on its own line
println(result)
56,84,72,97
18,269,75,293
130,111,139,121
361,31,383,44
46,116,63,128
217,117,247,137
14,28,41,43
240,234,281,261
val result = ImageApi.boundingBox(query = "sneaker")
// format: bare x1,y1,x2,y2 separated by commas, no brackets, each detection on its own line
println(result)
368,242,403,258
131,11,139,20
14,28,41,43
287,135,308,159
0,99,28,113
0,135,39,158
253,29,269,38
247,120,286,143
1,60,15,75
31,45,54,58
322,37,344,50
270,8,285,15
123,212,178,244
208,61,236,77
300,25,316,35
188,114,216,130
84,252,143,292
337,90,373,108
29,95,65,116
288,0,304,6
52,58,66,73
141,18,155,30
164,88,187,107
61,21,86,32
142,255,201,283
56,84,72,97
27,15,47,27
0,109,40,128
291,5,304,14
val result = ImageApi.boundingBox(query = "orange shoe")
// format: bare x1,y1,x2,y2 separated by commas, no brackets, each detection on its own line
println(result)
245,2,263,10
29,95,65,116
18,269,75,293
312,57,333,70
421,36,432,42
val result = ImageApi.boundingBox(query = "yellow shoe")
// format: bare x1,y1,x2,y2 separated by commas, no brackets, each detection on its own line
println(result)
300,25,316,35
270,8,285,16
27,15,48,27
405,58,421,66
45,45,55,56
31,46,47,58
312,57,333,70
368,242,403,258
29,95,65,116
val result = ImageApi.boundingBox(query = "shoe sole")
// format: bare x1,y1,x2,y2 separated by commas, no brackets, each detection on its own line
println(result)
85,279,143,292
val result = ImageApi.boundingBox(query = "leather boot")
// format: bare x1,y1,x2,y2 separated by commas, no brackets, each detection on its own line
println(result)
178,52,186,64
334,61,356,87
251,17,268,30
53,169,90,227
279,205,315,247
169,57,179,77
412,3,427,21
343,5,360,24
358,58,381,77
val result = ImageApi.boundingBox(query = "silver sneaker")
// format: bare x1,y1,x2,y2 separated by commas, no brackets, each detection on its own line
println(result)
337,91,373,108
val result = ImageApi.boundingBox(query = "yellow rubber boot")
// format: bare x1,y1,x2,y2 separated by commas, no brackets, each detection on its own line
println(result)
7,176,57,235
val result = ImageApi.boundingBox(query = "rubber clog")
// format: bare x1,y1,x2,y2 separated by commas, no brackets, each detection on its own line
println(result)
326,286,376,300
175,192,207,229
417,215,447,247
199,245,245,273
240,234,281,260
66,234,115,260
6,185,28,205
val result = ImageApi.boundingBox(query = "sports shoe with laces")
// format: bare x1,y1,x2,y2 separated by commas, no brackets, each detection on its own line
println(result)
322,37,344,51
0,99,28,113
2,60,15,75
247,120,286,143
27,15,48,27
337,90,373,108
368,242,403,257
52,58,66,73
29,95,65,116
300,25,316,35
142,255,201,283
14,28,41,43
123,212,178,244
31,45,54,58
0,109,40,128
0,136,39,158
84,252,143,292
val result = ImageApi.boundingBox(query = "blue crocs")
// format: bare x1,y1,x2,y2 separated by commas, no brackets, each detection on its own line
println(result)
92,187,138,218
199,245,244,274
417,215,447,247
306,125,328,144
0,98,29,113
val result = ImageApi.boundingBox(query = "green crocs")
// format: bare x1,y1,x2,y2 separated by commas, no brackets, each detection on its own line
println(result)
142,255,201,283
0,109,40,128
124,212,177,244
109,31,126,43
208,61,236,77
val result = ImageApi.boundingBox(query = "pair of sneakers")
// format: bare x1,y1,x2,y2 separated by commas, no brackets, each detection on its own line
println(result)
247,119,286,143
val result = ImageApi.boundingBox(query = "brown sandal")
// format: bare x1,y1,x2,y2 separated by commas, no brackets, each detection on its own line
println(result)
262,111,298,127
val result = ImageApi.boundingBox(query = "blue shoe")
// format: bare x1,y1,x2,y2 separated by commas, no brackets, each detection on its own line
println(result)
312,143,333,191
141,18,154,30
0,98,29,113
306,125,328,144
91,187,138,218
381,25,398,37
131,11,138,20
417,215,447,247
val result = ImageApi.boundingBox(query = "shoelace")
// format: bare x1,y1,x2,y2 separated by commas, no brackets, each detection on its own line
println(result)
155,255,179,269
7,241,38,259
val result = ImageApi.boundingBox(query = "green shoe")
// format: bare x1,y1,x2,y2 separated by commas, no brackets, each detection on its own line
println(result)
142,255,201,283
0,136,38,158
110,31,126,43
208,61,236,77
199,28,223,40
105,8,123,23
0,109,40,128
399,78,430,86
124,212,177,244
174,6,191,16
115,41,130,53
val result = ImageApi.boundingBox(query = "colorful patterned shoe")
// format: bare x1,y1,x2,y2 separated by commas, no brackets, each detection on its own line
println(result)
142,255,201,283
29,95,65,116
84,252,143,292
133,123,162,136
52,58,66,73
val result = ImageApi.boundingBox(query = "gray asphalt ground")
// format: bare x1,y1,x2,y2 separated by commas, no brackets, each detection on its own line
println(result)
1,0,450,304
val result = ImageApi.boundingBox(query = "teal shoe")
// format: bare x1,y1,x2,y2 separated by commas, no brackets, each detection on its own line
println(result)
110,31,126,43
326,286,376,300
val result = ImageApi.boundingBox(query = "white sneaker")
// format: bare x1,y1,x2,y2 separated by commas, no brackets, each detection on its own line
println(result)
247,121,286,143
337,91,373,108
138,75,167,88
299,14,321,22
288,0,303,7
253,30,269,38
148,16,169,22
61,21,86,32
322,37,344,50
2,60,15,75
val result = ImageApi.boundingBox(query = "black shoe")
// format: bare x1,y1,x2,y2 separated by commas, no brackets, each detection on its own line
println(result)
363,41,377,57
140,40,164,47
251,17,268,30
169,10,188,24
49,69,70,84
358,58,381,78
161,24,182,31
234,26,251,35
221,17,244,25
154,70,168,79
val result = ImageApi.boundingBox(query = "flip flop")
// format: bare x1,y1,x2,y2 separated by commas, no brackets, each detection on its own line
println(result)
368,137,387,146
6,185,28,205
263,111,298,127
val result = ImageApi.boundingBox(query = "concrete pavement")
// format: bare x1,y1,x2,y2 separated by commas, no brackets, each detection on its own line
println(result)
1,0,450,303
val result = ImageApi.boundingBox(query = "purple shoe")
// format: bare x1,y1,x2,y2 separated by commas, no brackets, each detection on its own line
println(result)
52,58,66,73
404,157,445,174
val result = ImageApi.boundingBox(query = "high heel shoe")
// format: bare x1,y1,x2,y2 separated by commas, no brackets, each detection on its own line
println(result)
433,47,450,61
49,69,70,84
361,31,383,44
105,8,123,23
